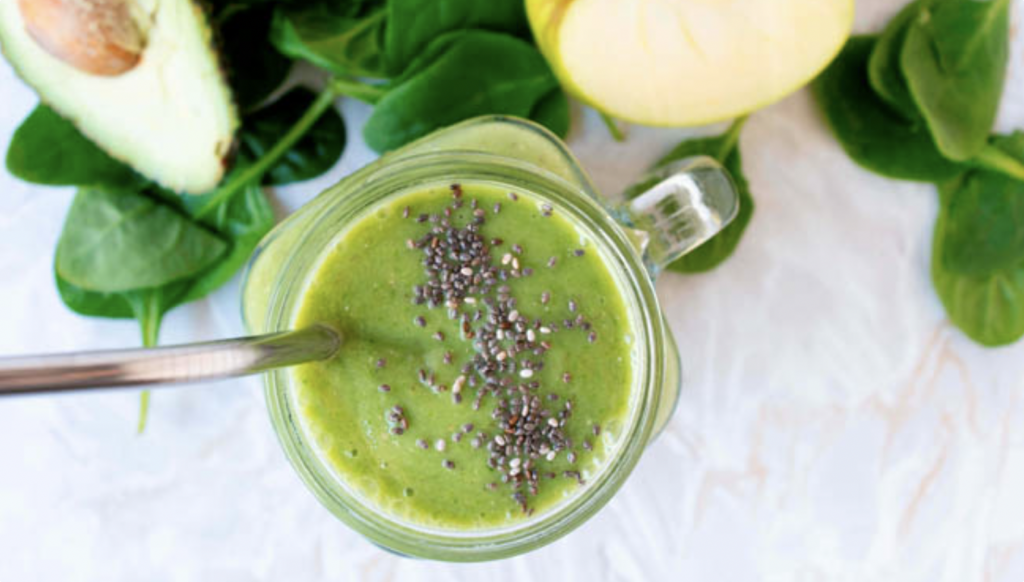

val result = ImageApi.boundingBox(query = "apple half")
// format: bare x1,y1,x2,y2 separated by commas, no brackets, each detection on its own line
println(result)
528,0,854,126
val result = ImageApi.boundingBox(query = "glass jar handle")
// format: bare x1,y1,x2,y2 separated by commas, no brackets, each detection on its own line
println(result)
618,156,739,277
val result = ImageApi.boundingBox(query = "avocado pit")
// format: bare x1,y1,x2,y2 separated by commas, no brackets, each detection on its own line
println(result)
17,0,147,76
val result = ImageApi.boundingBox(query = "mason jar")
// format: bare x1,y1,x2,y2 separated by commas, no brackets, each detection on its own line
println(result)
242,116,738,561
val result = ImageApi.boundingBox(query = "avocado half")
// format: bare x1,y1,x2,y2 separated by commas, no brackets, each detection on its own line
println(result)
0,0,238,193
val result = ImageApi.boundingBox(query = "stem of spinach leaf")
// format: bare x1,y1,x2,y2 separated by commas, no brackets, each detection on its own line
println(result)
329,77,387,105
715,117,748,160
973,144,1024,181
134,292,162,434
193,84,341,219
138,391,151,433
598,111,625,142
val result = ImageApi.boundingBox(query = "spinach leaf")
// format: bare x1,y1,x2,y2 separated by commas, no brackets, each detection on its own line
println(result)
384,0,528,74
6,104,140,189
271,1,387,78
867,1,919,122
901,0,1010,161
220,4,292,111
529,89,571,139
932,218,1024,348
54,177,273,434
180,180,275,302
55,188,227,293
238,87,346,186
932,133,1024,346
939,161,1024,277
56,272,134,319
812,36,963,182
624,119,753,273
364,31,560,152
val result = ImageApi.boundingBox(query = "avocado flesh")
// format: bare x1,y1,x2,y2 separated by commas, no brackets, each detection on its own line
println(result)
0,0,238,193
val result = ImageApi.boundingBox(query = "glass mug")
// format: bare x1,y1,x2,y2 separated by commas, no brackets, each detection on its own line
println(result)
242,116,738,561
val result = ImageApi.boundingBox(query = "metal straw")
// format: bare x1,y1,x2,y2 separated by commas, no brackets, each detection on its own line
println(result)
0,324,341,395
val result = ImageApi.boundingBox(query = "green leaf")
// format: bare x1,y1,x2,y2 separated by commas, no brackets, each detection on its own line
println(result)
938,133,1024,275
384,0,528,74
867,1,920,121
270,2,387,78
238,87,346,186
6,104,140,189
529,89,571,139
939,172,1024,276
55,256,191,318
364,31,560,153
812,36,963,182
220,5,292,111
55,272,134,319
624,119,753,273
56,188,228,292
932,132,1024,346
901,0,1010,161
180,180,276,301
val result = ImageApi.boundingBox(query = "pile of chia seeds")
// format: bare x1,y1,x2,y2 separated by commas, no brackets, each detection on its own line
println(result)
396,184,600,515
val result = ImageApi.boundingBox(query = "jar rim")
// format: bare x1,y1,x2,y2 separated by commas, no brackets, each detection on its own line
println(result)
259,150,668,561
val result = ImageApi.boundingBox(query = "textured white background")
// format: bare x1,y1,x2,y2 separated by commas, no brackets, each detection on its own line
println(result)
2,1,1024,580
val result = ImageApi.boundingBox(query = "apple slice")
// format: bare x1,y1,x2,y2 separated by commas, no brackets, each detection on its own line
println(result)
528,0,854,126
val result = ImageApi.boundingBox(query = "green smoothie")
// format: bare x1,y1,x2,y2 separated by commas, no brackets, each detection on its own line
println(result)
290,182,638,529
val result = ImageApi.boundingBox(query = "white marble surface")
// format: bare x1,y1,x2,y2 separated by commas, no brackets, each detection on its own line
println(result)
2,1,1024,580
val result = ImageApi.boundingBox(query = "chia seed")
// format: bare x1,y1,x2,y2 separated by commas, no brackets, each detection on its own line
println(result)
398,189,599,514
573,249,585,257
